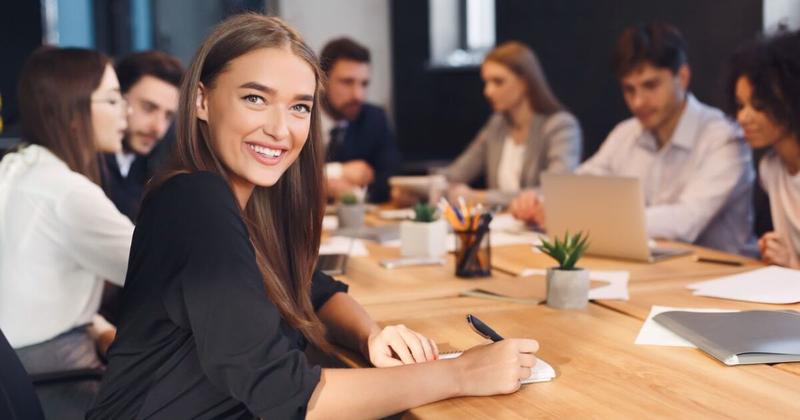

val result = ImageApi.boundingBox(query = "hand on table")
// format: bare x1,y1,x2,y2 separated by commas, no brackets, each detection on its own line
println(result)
364,324,439,367
342,160,375,187
759,231,795,267
453,338,539,396
509,190,545,226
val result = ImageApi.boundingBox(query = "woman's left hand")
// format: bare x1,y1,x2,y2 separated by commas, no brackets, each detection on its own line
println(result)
363,324,439,367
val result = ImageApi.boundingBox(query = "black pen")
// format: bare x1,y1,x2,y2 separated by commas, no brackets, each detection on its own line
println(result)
694,256,744,267
466,314,504,342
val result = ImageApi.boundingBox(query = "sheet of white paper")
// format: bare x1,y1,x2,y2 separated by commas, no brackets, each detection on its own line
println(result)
322,215,338,231
587,271,630,300
517,269,630,300
687,266,800,304
634,306,739,347
489,213,529,233
440,352,555,383
319,236,369,257
378,208,415,220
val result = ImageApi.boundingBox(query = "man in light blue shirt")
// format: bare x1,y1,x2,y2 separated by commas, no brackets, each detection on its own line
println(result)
511,22,754,254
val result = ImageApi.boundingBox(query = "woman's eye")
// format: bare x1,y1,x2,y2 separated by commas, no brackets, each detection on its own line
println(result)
243,94,265,105
291,104,311,113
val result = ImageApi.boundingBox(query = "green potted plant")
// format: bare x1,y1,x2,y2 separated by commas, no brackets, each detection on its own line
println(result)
337,191,365,229
400,202,448,257
537,231,590,309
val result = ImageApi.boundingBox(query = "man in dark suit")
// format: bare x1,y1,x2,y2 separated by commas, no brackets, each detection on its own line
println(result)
320,38,400,203
103,51,183,222
99,52,182,324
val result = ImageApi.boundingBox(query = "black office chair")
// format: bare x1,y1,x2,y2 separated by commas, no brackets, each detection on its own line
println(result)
0,327,45,420
0,328,104,420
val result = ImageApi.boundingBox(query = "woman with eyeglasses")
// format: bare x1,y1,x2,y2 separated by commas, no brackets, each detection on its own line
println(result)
0,46,134,419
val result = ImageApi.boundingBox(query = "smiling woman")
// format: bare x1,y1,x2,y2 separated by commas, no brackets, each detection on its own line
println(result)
88,13,540,420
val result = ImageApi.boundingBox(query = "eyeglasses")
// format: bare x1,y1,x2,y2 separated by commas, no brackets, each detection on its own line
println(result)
91,96,129,111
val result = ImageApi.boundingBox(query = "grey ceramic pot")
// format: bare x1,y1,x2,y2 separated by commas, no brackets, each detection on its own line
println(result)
546,267,590,309
337,204,366,229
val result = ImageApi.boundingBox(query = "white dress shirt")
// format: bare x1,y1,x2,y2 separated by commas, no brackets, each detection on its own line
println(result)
497,136,527,192
577,94,754,254
0,145,134,348
759,151,800,266
115,150,137,177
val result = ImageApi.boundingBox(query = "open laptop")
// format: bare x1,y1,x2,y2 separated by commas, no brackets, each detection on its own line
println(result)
541,173,691,262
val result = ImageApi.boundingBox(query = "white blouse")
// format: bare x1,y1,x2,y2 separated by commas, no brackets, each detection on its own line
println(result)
497,136,527,193
759,150,800,267
0,145,134,348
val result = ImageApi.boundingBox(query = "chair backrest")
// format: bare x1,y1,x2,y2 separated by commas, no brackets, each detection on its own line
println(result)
0,328,45,420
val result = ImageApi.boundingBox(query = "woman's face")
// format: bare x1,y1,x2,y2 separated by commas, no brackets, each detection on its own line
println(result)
90,64,128,153
735,76,788,149
197,46,315,204
481,61,528,113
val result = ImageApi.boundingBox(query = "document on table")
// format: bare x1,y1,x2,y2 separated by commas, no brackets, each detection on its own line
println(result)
635,306,739,347
687,266,800,304
517,269,630,301
440,352,555,383
323,215,338,231
319,236,369,257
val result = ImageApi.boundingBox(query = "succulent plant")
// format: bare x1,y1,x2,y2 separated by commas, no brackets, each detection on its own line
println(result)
412,202,437,223
537,231,589,270
340,193,359,205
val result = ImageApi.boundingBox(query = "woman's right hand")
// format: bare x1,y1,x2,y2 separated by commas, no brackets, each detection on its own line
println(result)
452,338,539,396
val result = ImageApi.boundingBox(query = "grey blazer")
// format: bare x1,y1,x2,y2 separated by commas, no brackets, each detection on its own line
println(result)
444,111,582,205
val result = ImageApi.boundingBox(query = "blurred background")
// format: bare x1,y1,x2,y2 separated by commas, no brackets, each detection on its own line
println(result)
1,0,798,172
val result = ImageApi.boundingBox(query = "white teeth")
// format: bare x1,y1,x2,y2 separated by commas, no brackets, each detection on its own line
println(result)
249,144,283,158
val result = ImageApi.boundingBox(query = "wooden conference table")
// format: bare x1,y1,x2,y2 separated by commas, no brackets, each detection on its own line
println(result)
328,230,800,418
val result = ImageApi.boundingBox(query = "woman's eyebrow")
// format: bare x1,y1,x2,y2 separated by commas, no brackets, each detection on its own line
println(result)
239,81,313,101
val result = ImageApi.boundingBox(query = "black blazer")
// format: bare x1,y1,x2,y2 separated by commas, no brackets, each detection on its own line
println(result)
327,103,400,203
102,153,149,222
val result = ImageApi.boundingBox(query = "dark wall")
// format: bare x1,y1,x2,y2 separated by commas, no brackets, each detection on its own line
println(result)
0,1,43,134
391,0,763,165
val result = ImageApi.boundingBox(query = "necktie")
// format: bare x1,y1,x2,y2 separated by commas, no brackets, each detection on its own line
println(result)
328,126,345,161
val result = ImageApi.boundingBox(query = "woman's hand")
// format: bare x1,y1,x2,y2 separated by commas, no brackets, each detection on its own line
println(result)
509,190,545,226
759,231,793,267
453,338,539,396
363,324,439,367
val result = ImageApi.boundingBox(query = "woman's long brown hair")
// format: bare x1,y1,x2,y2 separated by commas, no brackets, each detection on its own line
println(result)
148,14,329,350
485,41,564,116
17,46,110,184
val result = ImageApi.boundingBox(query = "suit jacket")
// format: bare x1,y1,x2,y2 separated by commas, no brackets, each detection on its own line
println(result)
327,103,399,203
444,111,582,206
102,153,154,223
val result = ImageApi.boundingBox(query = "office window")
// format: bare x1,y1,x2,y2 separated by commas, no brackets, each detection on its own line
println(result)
429,0,495,68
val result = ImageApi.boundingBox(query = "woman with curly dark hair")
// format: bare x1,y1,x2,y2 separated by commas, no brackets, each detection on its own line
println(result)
729,30,800,267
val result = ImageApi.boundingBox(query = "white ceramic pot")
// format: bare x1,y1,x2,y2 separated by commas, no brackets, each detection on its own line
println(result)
337,204,365,229
400,219,448,257
546,267,589,309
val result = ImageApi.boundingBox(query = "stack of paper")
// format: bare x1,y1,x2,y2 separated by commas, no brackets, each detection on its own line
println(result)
517,269,630,301
319,236,369,257
687,266,800,304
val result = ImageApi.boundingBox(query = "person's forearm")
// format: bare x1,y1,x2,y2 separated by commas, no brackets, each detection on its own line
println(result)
317,293,380,357
307,361,461,420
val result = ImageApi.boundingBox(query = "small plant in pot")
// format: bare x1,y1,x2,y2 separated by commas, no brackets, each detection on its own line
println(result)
337,192,365,229
537,231,590,309
400,202,448,258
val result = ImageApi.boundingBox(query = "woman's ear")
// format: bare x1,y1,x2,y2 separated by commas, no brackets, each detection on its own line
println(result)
196,82,209,122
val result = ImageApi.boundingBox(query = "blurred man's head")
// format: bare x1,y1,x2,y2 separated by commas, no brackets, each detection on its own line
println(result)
320,38,371,121
612,23,690,133
116,51,183,155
